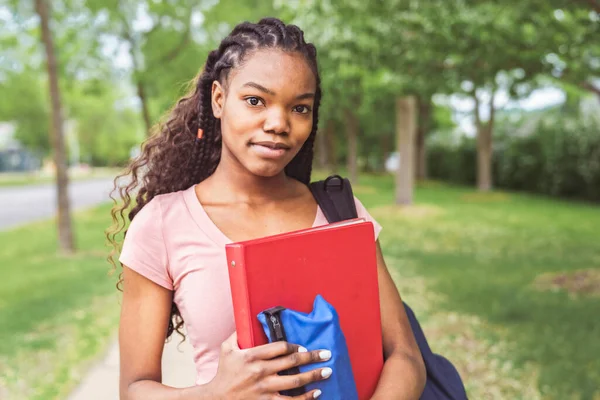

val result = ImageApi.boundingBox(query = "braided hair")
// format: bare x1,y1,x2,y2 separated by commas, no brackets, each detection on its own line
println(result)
107,17,322,340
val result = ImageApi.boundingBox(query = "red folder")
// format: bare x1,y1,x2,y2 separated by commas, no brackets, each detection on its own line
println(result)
226,218,383,400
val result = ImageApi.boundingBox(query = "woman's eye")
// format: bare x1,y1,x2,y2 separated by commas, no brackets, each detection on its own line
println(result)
294,105,311,114
246,97,263,107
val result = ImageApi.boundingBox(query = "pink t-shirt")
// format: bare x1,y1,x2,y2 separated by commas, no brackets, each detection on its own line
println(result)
119,183,382,385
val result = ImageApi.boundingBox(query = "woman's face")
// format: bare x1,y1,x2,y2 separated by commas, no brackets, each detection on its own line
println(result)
211,48,317,178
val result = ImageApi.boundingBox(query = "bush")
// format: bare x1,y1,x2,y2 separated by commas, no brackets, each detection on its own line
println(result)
427,115,600,202
428,136,477,186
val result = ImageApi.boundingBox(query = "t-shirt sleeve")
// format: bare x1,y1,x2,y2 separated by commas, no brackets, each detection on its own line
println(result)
119,198,173,290
353,196,382,241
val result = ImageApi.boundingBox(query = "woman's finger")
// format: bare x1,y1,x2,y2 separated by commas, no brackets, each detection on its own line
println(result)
243,340,303,361
264,349,330,375
288,388,323,399
269,366,332,392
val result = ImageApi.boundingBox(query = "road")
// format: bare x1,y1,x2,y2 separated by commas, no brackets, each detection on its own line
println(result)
0,178,117,230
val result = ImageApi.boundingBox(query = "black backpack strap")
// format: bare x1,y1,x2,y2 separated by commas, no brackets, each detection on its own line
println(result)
309,175,358,223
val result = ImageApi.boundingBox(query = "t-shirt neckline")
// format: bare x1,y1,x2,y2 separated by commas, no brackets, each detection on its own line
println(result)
183,184,323,247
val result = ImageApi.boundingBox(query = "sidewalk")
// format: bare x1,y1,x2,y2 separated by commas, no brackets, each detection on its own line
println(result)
68,336,197,399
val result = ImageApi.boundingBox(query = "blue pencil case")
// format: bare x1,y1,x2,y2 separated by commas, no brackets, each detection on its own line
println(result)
257,294,359,399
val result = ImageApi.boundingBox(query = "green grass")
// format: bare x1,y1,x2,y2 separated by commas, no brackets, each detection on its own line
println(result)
350,174,600,400
0,204,120,400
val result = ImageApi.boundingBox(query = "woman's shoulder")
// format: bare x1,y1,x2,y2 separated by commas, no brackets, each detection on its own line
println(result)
135,186,194,218
126,186,195,239
354,195,383,241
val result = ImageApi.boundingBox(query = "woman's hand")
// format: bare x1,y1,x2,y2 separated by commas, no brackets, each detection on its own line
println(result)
207,332,332,399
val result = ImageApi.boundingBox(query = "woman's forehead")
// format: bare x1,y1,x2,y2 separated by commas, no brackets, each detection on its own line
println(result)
228,48,316,93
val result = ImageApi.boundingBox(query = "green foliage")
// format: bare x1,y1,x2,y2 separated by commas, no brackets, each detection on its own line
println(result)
428,136,478,185
1,0,598,175
428,111,600,202
64,82,142,166
0,69,50,153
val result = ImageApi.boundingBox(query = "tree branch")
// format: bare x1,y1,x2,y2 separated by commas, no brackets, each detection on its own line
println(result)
489,85,497,130
579,0,600,14
156,29,191,64
153,8,193,65
581,81,600,97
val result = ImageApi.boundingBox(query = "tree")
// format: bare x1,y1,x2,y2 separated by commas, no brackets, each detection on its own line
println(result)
395,97,417,205
416,95,433,180
0,69,50,154
35,0,74,253
86,0,196,135
435,2,566,191
3,0,123,157
277,1,402,185
547,1,599,101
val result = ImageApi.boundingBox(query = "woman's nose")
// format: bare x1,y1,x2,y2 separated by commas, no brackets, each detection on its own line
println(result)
262,107,290,135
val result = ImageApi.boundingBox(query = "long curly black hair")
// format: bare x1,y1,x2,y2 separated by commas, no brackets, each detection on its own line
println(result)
107,17,322,340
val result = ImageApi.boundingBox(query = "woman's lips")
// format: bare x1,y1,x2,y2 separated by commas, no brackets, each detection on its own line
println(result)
249,141,290,159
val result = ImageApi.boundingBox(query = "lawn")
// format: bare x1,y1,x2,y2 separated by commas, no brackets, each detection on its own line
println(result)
348,174,600,400
1,173,598,399
0,203,120,400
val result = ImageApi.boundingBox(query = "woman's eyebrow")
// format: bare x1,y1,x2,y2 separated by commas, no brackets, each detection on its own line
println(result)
242,82,275,95
296,92,315,100
242,81,315,100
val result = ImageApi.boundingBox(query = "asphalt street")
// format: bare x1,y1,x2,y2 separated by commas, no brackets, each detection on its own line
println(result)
0,178,117,230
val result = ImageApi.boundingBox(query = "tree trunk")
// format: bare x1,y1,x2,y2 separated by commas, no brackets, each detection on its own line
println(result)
136,80,152,135
315,122,326,170
344,109,359,184
326,120,337,173
380,134,392,173
396,96,417,205
416,96,431,181
477,124,493,191
35,0,75,253
473,89,496,192
316,119,334,171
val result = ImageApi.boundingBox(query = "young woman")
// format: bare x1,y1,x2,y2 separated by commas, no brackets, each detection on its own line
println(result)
109,17,426,400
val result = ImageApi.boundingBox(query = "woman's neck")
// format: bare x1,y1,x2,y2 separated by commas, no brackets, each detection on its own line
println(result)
204,159,297,205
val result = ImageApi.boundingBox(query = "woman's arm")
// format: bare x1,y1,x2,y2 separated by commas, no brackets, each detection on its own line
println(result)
120,265,333,400
119,266,218,400
370,241,426,400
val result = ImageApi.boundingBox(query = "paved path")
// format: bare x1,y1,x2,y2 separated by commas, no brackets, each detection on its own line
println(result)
67,337,197,399
0,178,116,230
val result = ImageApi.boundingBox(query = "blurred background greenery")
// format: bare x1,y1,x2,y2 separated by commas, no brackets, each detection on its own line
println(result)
0,0,599,399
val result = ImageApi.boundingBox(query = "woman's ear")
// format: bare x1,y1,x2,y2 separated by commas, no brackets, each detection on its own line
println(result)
211,81,224,119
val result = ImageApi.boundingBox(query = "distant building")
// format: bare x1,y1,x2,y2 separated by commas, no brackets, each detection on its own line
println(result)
0,122,42,172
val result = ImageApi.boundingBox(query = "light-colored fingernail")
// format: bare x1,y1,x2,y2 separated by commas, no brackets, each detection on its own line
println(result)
321,367,332,379
313,389,322,398
298,346,308,353
319,350,331,360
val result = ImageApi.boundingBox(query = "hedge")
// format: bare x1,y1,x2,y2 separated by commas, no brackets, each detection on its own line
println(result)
427,115,600,202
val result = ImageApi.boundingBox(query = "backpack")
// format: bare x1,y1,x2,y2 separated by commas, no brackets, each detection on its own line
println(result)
309,175,468,400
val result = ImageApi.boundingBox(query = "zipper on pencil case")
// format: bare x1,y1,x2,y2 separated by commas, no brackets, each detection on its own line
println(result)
262,306,287,341
261,306,306,396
